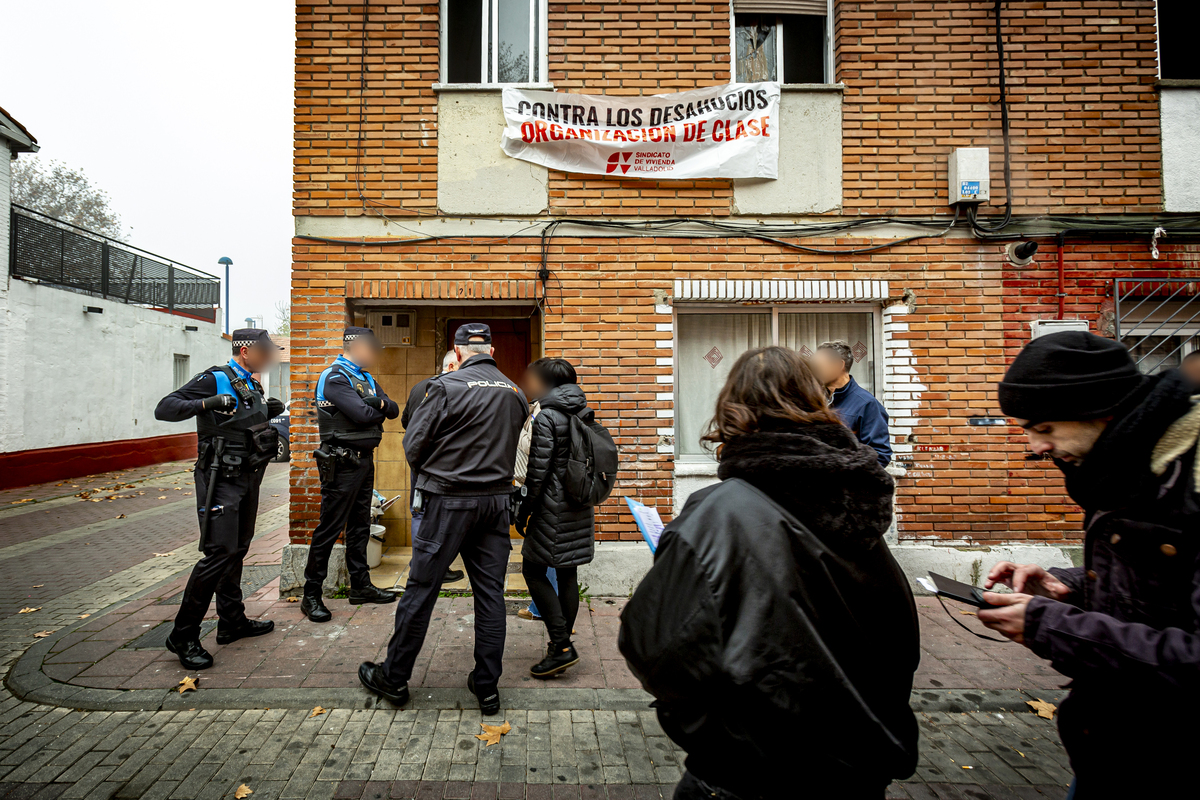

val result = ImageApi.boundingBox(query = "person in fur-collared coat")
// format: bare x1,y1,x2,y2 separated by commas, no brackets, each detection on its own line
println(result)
619,346,920,800
981,331,1200,799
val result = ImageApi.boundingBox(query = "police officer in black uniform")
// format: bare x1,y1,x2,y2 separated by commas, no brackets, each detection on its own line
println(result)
359,323,527,715
154,329,283,669
301,326,400,622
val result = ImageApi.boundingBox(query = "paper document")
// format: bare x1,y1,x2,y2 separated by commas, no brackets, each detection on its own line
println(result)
624,496,665,553
379,494,404,513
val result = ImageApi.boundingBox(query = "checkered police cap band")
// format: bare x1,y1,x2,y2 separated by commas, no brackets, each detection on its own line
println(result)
233,339,256,349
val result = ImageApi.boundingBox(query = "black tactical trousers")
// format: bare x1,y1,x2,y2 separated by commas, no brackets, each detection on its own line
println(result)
172,463,266,641
305,456,374,595
382,493,511,688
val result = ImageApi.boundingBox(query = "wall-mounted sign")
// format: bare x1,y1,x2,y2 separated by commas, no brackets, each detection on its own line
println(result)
501,83,781,180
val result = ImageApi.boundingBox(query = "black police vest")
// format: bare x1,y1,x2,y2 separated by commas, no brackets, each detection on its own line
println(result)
317,364,384,450
195,366,272,463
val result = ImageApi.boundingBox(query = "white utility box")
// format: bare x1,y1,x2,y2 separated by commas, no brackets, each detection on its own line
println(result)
1031,319,1089,339
948,147,991,204
365,308,415,347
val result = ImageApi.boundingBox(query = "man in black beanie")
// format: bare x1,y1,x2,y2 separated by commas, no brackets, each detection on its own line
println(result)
978,331,1200,798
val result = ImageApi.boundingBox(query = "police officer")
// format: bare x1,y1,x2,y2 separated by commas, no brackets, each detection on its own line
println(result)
154,329,283,669
359,323,527,715
301,326,400,622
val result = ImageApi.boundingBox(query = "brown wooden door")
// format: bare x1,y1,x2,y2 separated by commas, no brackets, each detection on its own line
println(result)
446,318,532,385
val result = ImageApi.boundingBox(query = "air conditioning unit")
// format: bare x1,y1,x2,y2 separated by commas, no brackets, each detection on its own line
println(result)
365,308,415,347
1031,319,1089,339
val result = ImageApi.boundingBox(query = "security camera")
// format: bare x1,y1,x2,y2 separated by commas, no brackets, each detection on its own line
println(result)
1006,241,1039,267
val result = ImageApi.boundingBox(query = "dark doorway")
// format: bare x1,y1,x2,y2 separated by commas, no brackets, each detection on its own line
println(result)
446,317,532,386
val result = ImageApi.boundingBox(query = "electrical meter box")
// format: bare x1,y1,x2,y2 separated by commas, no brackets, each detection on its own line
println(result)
948,147,991,205
365,308,415,346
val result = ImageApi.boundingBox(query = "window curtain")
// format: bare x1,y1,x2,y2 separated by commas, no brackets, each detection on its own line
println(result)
779,312,876,394
676,314,772,457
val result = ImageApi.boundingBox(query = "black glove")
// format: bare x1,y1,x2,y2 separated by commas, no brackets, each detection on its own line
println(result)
363,396,386,411
199,394,236,412
266,397,285,417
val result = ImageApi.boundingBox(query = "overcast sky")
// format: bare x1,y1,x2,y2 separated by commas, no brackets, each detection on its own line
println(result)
1,0,293,333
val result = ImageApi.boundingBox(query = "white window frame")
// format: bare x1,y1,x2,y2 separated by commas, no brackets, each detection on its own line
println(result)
673,302,884,462
440,0,550,85
729,0,835,85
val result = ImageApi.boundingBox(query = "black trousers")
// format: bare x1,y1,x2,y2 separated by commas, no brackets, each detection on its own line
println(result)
382,493,511,688
522,560,578,645
305,456,374,595
172,463,266,641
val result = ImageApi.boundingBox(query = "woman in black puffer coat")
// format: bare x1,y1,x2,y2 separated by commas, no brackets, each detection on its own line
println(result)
516,358,596,678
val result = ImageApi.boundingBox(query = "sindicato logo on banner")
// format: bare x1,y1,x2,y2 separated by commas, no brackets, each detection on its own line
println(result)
500,83,781,180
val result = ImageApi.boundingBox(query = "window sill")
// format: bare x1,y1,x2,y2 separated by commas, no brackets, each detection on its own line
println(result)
433,82,555,93
779,83,845,93
675,460,718,477
1158,79,1200,90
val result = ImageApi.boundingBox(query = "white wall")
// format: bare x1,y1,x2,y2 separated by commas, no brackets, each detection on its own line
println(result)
1,144,15,452
1161,87,1200,212
0,279,229,453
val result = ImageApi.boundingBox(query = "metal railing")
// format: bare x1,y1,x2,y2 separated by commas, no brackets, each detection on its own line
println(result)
9,205,220,322
1113,278,1200,374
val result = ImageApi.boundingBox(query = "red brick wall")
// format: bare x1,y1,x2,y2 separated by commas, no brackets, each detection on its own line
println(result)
288,237,1200,546
839,0,1163,214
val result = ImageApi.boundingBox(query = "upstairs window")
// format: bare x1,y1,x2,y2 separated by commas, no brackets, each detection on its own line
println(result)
443,0,549,84
1159,2,1200,80
734,1,832,84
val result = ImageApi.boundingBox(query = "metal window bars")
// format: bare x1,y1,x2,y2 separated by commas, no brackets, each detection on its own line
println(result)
9,205,220,322
1113,278,1200,374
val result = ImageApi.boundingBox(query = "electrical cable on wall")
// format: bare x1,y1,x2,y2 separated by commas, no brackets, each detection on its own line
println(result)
969,0,1015,235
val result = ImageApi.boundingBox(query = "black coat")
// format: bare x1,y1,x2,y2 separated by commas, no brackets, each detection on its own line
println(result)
1024,370,1200,797
516,384,596,568
618,424,919,799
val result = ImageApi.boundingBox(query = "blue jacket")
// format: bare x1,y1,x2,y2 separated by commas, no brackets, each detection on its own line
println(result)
830,376,891,466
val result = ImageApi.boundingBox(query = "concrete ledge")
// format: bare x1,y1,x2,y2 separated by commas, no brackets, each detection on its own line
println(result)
579,542,653,597
280,543,348,598
891,543,1082,594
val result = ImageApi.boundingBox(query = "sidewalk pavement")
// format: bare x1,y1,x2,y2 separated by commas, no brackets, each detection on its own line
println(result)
0,464,1074,800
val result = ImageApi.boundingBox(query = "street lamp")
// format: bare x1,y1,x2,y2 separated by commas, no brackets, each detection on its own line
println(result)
217,257,233,334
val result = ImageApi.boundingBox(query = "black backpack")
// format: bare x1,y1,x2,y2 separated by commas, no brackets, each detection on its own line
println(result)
563,411,619,507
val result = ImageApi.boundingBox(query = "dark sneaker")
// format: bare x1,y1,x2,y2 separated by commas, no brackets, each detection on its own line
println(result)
443,569,465,583
216,618,275,645
467,672,500,716
300,593,332,623
359,662,409,705
530,641,580,679
165,633,214,670
347,584,398,605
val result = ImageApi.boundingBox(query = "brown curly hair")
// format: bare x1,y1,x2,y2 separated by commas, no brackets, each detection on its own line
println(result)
701,346,844,450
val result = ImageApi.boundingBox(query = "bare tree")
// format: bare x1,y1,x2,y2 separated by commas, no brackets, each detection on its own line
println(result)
10,157,126,240
273,300,291,336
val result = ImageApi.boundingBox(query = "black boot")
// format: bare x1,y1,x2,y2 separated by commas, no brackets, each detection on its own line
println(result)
347,584,397,605
166,632,214,670
300,591,332,623
443,568,465,583
358,661,409,705
530,640,580,679
216,618,275,645
467,672,500,716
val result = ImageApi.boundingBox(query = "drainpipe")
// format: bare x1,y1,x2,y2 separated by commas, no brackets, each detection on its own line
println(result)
1056,233,1066,320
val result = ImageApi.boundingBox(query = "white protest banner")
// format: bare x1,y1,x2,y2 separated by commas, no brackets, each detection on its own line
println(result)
500,83,781,180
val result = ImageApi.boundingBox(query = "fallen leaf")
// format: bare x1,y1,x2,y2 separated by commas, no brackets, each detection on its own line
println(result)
235,785,253,799
178,676,198,693
153,553,172,558
115,514,126,520
1026,699,1057,720
32,584,43,588
309,706,327,718
286,597,300,603
33,631,52,638
271,494,280,498
18,607,40,614
157,496,167,500
960,610,977,617
1015,749,1025,758
90,498,102,503
475,721,511,747
962,765,973,770
78,614,91,619
11,499,34,504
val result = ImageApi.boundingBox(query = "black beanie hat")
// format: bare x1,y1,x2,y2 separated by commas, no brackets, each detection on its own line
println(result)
998,331,1147,423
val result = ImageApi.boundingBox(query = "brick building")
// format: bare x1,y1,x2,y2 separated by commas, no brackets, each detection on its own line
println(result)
288,0,1200,586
